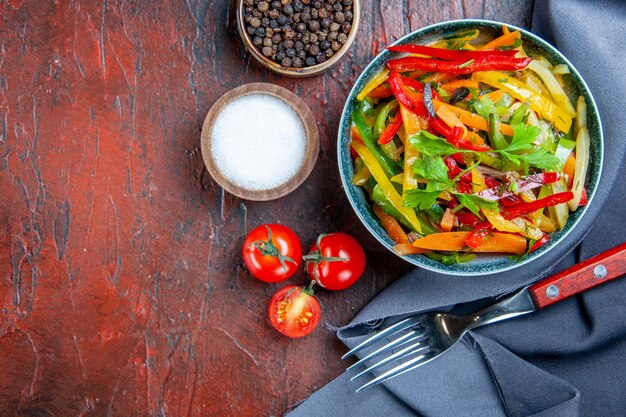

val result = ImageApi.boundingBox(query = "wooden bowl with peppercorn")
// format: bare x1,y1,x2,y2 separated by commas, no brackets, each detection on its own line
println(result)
237,0,360,77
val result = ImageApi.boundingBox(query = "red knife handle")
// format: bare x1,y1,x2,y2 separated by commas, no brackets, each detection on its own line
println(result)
529,242,626,309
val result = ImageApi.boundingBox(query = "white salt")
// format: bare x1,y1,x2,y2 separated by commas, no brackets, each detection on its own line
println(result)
210,93,307,191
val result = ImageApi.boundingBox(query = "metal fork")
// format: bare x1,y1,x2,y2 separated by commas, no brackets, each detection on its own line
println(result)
343,242,626,392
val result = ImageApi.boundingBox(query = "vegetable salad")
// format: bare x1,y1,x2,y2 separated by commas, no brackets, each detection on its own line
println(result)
350,27,590,264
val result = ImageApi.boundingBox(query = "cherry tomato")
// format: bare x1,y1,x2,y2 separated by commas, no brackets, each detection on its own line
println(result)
304,233,366,291
268,284,321,338
242,224,302,283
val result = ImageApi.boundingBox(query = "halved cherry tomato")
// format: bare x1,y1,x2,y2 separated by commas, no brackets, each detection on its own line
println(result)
304,233,366,291
268,284,321,338
242,224,302,283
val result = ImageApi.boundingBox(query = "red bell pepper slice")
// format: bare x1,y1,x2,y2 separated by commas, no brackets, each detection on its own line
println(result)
377,111,403,145
530,233,550,252
499,194,524,208
443,156,471,182
388,71,490,152
387,44,518,61
502,191,574,220
456,210,481,227
386,55,533,74
464,221,494,249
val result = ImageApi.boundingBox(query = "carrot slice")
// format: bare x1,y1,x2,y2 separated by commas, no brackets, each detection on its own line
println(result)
440,79,479,93
393,243,428,256
373,204,409,244
563,154,576,187
440,208,455,232
433,99,515,136
412,231,527,254
480,31,521,50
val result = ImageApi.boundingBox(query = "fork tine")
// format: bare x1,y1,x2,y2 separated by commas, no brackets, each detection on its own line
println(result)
350,339,430,381
346,329,427,371
341,316,423,360
355,351,437,393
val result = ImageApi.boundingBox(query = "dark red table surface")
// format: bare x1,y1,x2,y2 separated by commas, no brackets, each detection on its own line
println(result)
0,1,532,416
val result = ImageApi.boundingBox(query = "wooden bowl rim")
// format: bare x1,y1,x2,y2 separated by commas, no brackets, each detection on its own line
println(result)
235,0,361,78
200,82,319,201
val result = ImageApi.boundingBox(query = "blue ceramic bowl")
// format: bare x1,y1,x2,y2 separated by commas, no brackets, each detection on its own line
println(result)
337,19,603,275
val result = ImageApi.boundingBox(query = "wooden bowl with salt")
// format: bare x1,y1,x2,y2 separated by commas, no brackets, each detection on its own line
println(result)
201,83,319,201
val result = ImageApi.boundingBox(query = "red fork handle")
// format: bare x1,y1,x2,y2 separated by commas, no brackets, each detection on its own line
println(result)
529,242,626,309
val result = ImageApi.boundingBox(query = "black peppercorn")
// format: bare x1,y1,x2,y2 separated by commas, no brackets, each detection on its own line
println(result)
284,28,296,39
258,1,269,12
269,9,280,19
308,44,320,56
244,0,353,68
277,14,289,25
308,20,320,32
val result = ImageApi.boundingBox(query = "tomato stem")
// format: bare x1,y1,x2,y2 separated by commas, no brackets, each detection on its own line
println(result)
250,225,297,272
303,280,316,296
302,233,349,282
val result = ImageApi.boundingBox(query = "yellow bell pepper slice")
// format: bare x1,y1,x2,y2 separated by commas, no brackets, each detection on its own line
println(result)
482,209,543,240
351,141,423,233
472,71,572,132
357,69,390,101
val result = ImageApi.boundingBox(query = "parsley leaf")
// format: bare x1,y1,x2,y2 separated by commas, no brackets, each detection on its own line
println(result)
409,130,459,156
505,123,541,152
454,193,499,216
402,189,443,210
522,148,560,170
413,154,450,184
